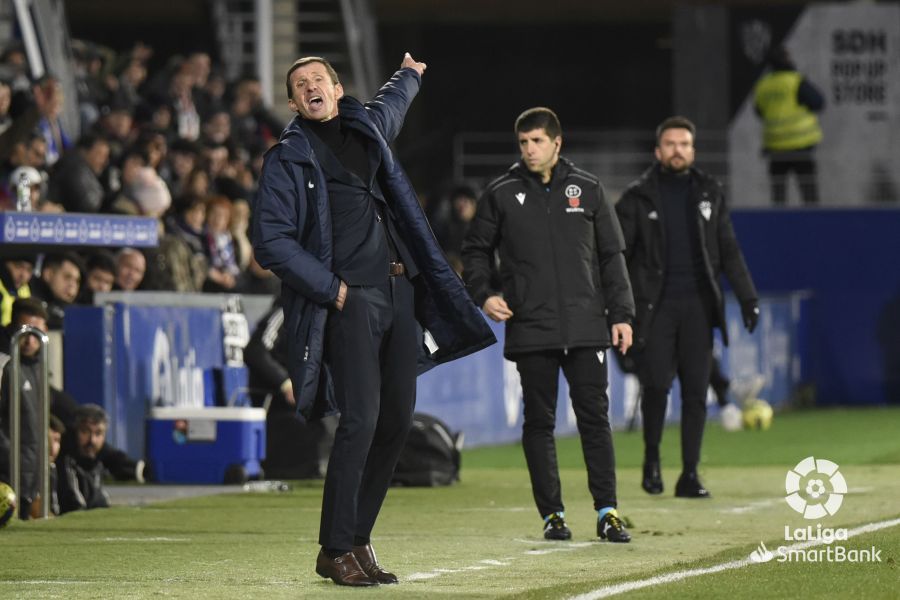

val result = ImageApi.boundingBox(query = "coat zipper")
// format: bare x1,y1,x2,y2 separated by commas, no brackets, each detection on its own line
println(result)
544,182,568,351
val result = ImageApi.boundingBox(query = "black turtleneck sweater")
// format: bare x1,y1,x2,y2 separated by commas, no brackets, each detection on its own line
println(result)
304,117,410,284
659,169,706,297
304,117,371,184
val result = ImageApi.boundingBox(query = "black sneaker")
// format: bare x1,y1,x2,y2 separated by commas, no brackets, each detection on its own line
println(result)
675,471,711,498
597,509,631,543
642,461,663,495
543,512,572,540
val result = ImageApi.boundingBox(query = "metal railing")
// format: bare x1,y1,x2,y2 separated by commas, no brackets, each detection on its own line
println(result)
453,130,730,200
9,325,51,520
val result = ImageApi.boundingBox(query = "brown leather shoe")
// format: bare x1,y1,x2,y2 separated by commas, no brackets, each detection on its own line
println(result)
315,550,378,586
352,543,399,584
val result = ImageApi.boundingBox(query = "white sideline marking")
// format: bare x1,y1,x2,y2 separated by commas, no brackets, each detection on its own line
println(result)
567,517,900,600
720,498,781,514
526,542,594,555
95,536,190,542
0,581,92,585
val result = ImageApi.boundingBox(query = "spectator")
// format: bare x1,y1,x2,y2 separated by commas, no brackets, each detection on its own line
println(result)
201,107,232,146
72,41,114,131
0,42,30,92
204,195,240,292
29,252,83,330
47,415,64,512
30,414,66,518
754,45,825,205
77,251,116,304
230,198,252,271
47,132,110,213
229,76,282,149
434,184,478,273
141,194,207,292
168,67,200,141
161,138,200,196
49,387,147,483
1,129,47,175
112,56,148,112
34,75,71,166
130,166,172,217
0,72,58,163
135,129,167,172
0,255,35,326
0,79,11,135
57,403,112,514
183,166,210,197
114,248,146,291
0,131,47,209
94,100,136,164
0,298,50,519
106,147,148,215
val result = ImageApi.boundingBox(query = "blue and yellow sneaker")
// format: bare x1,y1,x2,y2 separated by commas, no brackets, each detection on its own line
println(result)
597,509,631,543
543,512,572,540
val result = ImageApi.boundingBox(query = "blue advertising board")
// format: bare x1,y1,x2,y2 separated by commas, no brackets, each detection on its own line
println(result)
0,212,158,247
65,303,241,458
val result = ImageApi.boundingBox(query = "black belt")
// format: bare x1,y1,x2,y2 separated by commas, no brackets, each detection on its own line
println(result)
389,261,405,277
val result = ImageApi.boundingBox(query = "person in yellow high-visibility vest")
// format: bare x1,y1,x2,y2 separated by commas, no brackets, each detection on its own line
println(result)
0,256,35,326
754,46,825,205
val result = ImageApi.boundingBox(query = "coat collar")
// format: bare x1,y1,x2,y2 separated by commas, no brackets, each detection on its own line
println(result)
508,155,575,187
276,98,382,187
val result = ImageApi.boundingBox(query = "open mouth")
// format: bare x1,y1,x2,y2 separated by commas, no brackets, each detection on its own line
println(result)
308,95,324,110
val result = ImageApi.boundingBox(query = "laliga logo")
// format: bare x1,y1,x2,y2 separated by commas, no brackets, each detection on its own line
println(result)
785,456,847,519
749,541,774,563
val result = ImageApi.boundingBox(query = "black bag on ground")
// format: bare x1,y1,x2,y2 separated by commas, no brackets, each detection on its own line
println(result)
391,413,462,487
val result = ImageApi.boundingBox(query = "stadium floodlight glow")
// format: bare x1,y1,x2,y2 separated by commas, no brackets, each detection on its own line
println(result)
784,456,847,520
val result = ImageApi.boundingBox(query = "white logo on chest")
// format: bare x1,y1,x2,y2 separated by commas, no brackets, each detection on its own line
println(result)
515,192,526,205
565,184,582,198
699,200,712,221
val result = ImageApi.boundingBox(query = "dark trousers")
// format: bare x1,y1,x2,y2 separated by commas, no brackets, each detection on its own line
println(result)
768,149,818,205
318,276,417,552
638,293,714,470
515,347,617,517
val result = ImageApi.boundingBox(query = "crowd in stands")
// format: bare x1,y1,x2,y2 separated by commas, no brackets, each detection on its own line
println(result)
0,39,284,316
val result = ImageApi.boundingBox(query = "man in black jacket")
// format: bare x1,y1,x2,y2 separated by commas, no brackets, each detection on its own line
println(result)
29,252,83,329
0,298,49,519
616,116,759,498
463,107,635,543
57,403,111,514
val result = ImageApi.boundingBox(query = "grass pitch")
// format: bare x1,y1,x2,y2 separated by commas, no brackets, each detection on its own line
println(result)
2,407,899,599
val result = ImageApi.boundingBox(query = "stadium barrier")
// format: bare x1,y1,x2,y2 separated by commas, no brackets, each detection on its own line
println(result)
61,292,808,462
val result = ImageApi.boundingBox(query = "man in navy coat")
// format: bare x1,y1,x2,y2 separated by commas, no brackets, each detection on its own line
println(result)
252,53,494,586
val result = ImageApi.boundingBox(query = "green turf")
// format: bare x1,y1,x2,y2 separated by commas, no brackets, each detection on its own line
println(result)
465,407,900,470
1,407,898,599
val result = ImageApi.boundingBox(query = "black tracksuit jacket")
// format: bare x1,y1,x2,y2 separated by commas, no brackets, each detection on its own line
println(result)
615,163,758,347
462,158,634,358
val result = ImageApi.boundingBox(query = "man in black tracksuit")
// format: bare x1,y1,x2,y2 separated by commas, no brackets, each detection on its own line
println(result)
616,116,759,498
463,107,635,542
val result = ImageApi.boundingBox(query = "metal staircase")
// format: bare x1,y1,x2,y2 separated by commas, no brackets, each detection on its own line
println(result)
211,0,380,116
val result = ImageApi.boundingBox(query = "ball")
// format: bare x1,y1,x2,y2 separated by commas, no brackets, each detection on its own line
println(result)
0,482,16,528
720,403,744,432
742,399,774,431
